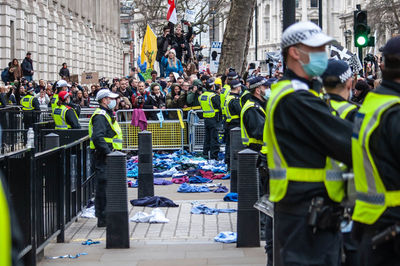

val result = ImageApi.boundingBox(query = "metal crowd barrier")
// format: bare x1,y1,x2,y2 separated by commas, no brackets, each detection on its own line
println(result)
116,109,188,151
0,135,95,266
187,110,205,152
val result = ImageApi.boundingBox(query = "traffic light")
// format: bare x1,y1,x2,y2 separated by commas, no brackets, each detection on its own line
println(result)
354,10,370,48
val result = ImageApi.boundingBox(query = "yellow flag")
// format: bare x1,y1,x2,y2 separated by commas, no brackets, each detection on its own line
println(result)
141,25,158,69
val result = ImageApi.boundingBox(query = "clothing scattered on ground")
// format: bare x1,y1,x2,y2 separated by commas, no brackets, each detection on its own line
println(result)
46,253,88,259
223,192,238,202
81,239,100,246
130,208,169,223
189,176,213,183
214,186,229,193
80,206,96,219
214,232,237,243
177,183,211,193
191,204,237,215
128,179,173,187
130,196,179,207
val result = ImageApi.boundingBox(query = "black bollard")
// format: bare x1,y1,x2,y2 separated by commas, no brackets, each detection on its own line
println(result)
106,151,129,249
230,127,243,193
138,130,154,198
44,133,59,150
237,149,260,247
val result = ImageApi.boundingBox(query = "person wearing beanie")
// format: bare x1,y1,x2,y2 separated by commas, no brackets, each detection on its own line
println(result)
198,78,221,160
53,91,80,130
264,21,353,265
352,79,371,104
351,36,400,266
322,59,359,122
161,49,183,78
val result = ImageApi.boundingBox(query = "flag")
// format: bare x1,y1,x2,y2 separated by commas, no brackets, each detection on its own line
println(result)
167,0,177,24
140,25,158,69
330,44,363,73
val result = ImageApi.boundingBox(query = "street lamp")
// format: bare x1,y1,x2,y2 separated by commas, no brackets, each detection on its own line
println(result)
344,29,352,50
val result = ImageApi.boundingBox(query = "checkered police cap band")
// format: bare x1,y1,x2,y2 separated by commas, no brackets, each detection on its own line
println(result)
339,68,353,83
249,81,266,89
281,29,321,49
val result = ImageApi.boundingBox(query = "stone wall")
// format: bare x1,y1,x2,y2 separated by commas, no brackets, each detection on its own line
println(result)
0,0,123,82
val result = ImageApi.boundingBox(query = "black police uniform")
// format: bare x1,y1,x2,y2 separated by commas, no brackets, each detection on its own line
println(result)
91,105,117,226
354,80,400,266
202,91,221,160
224,92,241,166
273,69,353,266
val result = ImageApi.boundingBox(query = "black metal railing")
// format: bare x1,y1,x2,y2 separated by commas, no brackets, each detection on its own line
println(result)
0,135,95,266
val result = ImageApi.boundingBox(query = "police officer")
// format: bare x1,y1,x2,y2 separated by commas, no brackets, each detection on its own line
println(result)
224,80,241,167
20,86,40,129
199,79,221,160
53,91,80,130
352,36,400,266
264,21,352,266
221,71,238,116
322,59,359,122
50,80,70,113
88,89,122,227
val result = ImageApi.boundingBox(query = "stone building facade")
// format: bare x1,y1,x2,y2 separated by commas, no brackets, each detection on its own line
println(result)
0,0,123,82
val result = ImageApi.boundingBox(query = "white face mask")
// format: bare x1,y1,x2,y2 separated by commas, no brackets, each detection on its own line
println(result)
263,89,271,100
107,99,116,110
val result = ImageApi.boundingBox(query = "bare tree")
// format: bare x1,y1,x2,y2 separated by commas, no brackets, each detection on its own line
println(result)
218,0,256,75
367,0,400,47
131,0,230,39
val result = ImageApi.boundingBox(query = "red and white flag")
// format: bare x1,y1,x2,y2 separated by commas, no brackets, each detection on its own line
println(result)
167,0,177,24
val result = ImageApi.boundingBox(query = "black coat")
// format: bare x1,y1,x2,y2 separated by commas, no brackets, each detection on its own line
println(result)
59,67,70,78
144,93,166,120
21,57,33,76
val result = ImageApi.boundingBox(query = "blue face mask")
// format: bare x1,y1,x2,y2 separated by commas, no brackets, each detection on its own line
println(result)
299,50,328,78
263,89,271,100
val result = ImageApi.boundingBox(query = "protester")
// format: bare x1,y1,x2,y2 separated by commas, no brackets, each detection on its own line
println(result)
59,63,70,79
21,52,34,81
132,81,150,109
166,84,184,119
352,80,371,103
36,89,50,108
8,59,22,82
144,83,166,120
162,49,183,77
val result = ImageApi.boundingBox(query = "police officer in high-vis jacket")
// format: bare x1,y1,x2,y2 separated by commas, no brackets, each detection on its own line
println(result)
88,89,122,227
20,86,40,129
322,59,359,122
264,22,353,266
50,80,70,113
53,91,80,130
224,80,241,167
352,36,400,266
199,79,221,160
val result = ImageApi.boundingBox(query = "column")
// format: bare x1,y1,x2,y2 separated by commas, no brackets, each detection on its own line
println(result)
0,3,14,69
64,19,73,77
38,17,48,80
15,8,25,61
48,20,57,81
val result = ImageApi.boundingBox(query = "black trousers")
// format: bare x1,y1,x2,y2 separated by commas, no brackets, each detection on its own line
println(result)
93,152,107,221
354,222,400,266
203,117,219,160
274,205,342,266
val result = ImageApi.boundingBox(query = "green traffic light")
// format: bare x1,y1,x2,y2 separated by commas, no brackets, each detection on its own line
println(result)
356,35,367,46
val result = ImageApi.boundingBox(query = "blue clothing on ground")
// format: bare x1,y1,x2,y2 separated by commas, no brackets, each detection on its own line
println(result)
130,196,179,207
189,176,212,184
214,232,237,243
177,183,210,193
223,192,238,202
191,204,237,215
214,186,229,193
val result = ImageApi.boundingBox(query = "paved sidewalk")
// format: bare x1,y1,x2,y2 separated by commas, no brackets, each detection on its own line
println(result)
38,179,267,266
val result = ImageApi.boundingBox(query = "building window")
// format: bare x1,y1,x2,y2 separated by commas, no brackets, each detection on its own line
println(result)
311,0,318,8
264,20,270,41
311,19,319,25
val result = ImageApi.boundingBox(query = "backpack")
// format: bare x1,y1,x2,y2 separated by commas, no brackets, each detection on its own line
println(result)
1,67,9,83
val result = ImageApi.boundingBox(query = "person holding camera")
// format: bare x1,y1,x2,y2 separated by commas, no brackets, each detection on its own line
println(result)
132,81,150,109
144,83,166,120
157,26,175,78
171,22,193,63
